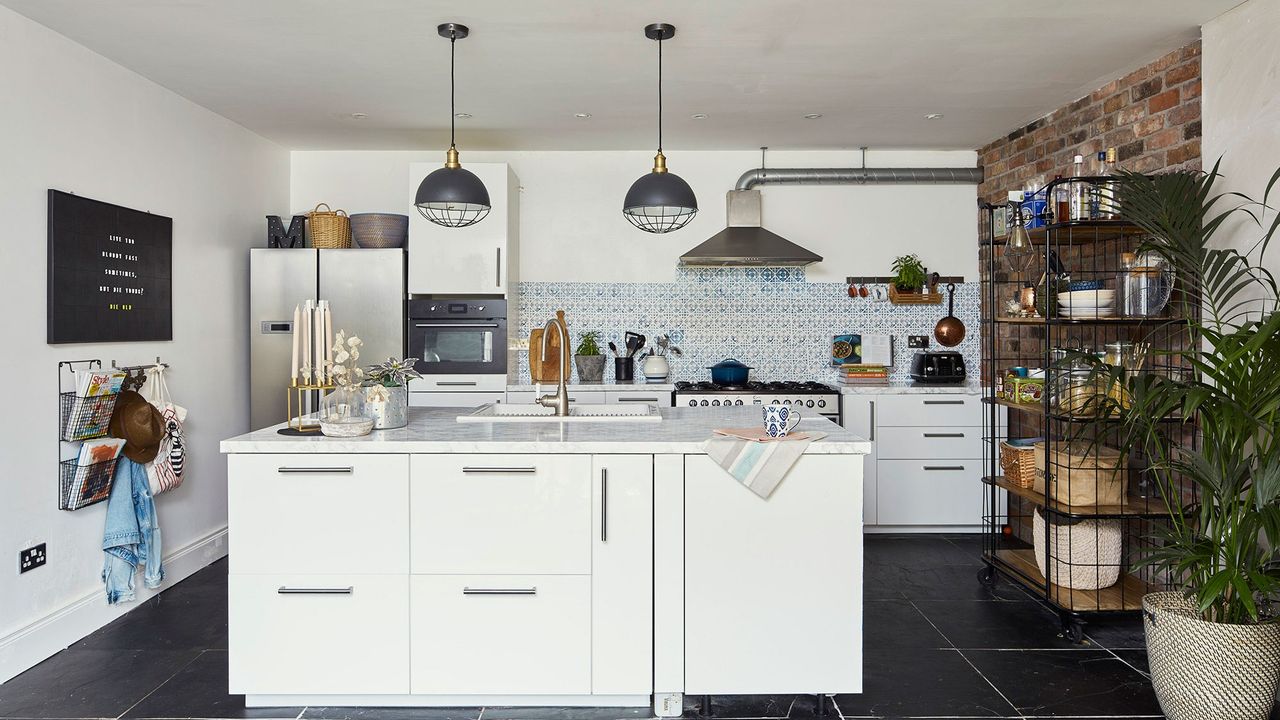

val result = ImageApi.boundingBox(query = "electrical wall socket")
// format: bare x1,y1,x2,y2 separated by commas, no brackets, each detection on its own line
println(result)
19,543,46,574
908,335,930,349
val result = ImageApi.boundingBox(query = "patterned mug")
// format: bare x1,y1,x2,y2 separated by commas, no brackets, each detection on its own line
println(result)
762,404,802,438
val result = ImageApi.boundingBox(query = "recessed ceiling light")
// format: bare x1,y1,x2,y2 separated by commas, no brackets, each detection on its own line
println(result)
454,112,473,119
925,113,945,120
349,112,368,120
574,112,592,119
803,113,823,120
691,113,708,120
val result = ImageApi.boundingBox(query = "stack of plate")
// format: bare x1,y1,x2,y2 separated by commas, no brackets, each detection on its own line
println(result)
1057,289,1117,319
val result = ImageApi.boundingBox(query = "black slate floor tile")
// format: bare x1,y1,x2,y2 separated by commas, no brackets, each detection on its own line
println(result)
833,647,1017,718
122,650,300,719
1082,614,1147,649
683,694,793,718
1113,648,1151,676
865,534,982,569
305,707,480,720
894,564,1036,602
480,707,645,720
864,600,952,649
913,599,1082,649
0,648,200,719
74,557,228,653
964,648,1163,716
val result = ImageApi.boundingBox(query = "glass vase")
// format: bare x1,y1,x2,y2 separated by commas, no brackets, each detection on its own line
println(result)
320,385,374,437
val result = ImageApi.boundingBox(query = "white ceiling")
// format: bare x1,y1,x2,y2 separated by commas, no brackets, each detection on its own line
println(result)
2,0,1240,151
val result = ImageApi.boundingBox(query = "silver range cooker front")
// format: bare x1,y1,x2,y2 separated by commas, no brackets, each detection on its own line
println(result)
673,390,840,422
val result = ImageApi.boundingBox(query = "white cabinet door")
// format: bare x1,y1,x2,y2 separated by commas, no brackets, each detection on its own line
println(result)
876,425,983,460
228,454,409,575
684,454,862,695
228,573,409,695
591,455,654,695
875,394,981,426
841,395,879,525
410,575,591,694
877,459,983,526
605,390,671,407
408,162,514,295
410,454,591,574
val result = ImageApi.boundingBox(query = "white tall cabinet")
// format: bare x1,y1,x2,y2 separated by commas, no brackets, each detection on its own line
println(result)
407,162,519,296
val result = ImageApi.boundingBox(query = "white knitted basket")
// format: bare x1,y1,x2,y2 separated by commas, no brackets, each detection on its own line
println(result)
1033,508,1122,590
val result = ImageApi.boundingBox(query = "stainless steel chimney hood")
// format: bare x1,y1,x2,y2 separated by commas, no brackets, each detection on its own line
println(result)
679,190,822,267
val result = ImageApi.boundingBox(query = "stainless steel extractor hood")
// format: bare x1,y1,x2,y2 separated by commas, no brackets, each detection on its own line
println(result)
679,190,822,267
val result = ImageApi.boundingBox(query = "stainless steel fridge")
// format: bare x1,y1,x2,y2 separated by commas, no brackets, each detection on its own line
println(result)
249,248,406,429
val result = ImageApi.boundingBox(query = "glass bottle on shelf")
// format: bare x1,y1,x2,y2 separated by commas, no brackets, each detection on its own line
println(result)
1096,147,1118,218
1053,174,1070,224
1070,154,1091,221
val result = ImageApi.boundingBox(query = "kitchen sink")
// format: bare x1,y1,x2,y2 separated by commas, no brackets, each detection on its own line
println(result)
457,403,663,423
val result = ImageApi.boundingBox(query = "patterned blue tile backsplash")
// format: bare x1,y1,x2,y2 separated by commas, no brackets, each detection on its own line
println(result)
516,267,980,384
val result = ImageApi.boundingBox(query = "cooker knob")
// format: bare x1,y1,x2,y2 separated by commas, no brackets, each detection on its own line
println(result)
688,399,697,407
700,399,709,407
711,399,721,406
735,399,744,406
806,399,815,408
817,399,826,408
783,399,792,405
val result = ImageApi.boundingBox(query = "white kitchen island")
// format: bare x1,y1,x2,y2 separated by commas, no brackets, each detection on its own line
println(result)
220,407,871,713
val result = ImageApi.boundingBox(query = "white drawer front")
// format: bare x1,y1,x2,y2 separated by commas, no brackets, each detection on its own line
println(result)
877,459,982,526
228,573,409,695
228,454,408,574
410,375,507,392
409,391,505,408
875,394,981,427
410,454,591,574
410,574,591,694
876,426,983,460
605,390,670,407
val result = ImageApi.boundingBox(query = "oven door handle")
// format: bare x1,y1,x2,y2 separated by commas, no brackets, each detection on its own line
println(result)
414,323,500,328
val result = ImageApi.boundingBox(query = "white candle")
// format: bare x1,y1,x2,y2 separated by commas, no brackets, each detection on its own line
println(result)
290,304,300,385
322,301,333,383
302,299,313,384
314,302,325,384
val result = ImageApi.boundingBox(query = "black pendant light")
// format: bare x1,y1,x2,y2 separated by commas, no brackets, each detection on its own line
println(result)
415,23,491,228
623,23,697,234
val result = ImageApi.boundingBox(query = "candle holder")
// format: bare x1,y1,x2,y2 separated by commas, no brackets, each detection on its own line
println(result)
283,380,334,434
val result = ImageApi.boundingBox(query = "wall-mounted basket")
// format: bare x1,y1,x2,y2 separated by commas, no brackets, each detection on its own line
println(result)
888,285,943,305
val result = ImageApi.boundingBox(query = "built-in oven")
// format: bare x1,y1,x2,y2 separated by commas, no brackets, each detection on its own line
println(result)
408,299,507,378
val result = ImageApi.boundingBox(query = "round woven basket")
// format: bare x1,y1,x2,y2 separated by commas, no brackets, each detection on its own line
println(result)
307,203,351,249
1033,508,1121,590
1144,592,1280,720
350,213,408,249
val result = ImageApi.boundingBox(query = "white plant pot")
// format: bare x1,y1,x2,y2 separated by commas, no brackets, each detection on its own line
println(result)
1144,591,1280,720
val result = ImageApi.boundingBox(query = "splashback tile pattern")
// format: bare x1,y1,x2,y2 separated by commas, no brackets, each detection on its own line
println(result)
516,268,980,385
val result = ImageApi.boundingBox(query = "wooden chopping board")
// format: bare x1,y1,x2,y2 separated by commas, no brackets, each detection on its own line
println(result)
529,309,569,383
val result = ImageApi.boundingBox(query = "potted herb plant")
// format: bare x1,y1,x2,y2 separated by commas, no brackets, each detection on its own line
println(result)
1087,162,1280,720
363,357,421,430
574,331,606,384
891,254,928,292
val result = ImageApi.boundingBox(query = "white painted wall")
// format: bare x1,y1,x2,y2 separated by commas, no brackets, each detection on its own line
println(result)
1203,0,1280,279
0,5,288,680
291,149,979,284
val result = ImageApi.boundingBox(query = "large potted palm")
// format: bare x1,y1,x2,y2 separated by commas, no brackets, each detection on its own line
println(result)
1092,162,1280,720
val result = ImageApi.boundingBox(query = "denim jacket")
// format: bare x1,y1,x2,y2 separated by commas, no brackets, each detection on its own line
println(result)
102,457,163,603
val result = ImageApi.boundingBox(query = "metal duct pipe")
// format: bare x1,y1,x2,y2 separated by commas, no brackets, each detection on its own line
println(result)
734,166,983,191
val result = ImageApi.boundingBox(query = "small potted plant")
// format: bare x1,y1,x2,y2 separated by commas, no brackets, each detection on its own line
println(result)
364,357,421,430
642,334,682,381
889,254,938,304
574,331,606,384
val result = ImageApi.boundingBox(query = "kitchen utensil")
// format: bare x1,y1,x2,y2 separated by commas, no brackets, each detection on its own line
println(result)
762,404,802,438
608,341,619,357
614,356,635,382
858,284,868,298
934,283,966,347
708,358,753,386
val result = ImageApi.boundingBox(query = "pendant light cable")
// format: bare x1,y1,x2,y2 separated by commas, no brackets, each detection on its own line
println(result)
657,34,663,153
449,29,457,149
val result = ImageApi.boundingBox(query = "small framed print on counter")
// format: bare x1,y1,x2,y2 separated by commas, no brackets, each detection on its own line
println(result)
47,190,173,344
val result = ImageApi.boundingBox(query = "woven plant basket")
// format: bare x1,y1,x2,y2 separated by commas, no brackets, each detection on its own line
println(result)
1032,508,1121,590
1144,592,1280,720
307,203,351,248
1000,441,1037,488
350,213,408,248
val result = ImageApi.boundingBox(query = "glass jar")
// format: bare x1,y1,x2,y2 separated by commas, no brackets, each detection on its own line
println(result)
320,385,373,437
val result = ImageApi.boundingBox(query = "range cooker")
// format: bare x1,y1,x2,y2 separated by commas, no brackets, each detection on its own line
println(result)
672,380,841,423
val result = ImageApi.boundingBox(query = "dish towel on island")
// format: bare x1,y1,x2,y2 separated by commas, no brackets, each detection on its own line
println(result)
703,431,828,499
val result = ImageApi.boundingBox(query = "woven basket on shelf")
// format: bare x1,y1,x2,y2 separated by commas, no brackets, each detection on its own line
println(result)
307,203,351,248
1032,508,1121,590
999,441,1037,488
350,213,408,248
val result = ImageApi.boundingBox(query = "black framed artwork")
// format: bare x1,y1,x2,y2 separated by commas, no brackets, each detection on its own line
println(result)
47,190,173,344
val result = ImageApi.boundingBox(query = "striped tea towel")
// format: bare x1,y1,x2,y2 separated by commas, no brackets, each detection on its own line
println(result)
703,431,827,499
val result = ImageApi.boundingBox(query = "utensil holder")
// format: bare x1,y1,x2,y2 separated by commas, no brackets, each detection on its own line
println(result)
614,357,635,382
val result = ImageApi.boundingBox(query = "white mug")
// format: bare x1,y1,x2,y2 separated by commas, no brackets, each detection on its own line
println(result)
762,404,802,438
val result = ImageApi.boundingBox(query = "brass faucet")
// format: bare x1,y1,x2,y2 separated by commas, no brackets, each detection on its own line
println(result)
536,317,570,416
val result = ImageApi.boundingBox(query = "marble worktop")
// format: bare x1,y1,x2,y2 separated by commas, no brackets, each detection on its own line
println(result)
220,406,872,455
836,380,983,395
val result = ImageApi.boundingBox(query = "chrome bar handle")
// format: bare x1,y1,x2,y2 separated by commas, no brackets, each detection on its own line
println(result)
276,467,353,474
923,465,967,471
601,467,608,543
414,323,499,328
923,432,966,438
869,400,875,441
435,380,478,386
278,586,353,594
923,400,965,405
462,466,537,474
463,587,536,596
496,247,502,288
616,397,659,402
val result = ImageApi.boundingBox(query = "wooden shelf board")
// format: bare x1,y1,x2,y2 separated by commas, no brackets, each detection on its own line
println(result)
983,475,1170,518
981,396,1186,424
991,548,1155,612
993,315,1177,326
985,220,1145,246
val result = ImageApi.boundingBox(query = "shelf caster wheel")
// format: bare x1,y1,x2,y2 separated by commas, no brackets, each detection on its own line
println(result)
814,694,833,717
977,565,996,586
1060,615,1086,644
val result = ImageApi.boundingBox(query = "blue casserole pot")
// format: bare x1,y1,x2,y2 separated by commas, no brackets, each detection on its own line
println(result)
708,358,753,385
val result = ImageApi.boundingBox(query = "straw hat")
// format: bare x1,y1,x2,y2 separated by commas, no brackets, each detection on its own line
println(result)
109,390,164,463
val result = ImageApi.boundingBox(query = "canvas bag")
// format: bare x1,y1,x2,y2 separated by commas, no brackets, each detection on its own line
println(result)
141,366,187,495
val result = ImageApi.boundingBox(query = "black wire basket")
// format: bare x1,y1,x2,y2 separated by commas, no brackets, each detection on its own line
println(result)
58,457,119,511
59,391,119,442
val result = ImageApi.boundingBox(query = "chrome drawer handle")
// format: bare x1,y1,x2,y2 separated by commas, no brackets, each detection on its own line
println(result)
463,587,537,596
276,466,354,474
462,466,537,474
415,323,499,329
923,433,966,438
278,586,353,594
923,465,967,471
923,400,965,405
601,467,608,543
435,380,478,386
616,397,659,402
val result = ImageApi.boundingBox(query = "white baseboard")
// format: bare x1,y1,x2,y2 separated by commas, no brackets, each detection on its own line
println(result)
864,525,983,534
246,694,651,708
0,526,228,683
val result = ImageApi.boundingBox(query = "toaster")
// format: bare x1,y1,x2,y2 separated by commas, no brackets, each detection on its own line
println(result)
910,351,967,384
